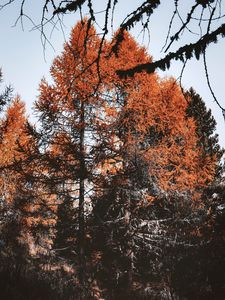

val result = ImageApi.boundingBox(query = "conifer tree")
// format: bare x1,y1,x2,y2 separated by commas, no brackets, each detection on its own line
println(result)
2,22,219,299
35,20,107,297
0,97,32,268
0,97,56,263
0,69,12,113
92,31,221,298
186,87,224,176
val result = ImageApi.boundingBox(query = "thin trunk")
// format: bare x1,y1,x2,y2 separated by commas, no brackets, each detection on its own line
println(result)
78,100,86,299
122,98,134,295
123,177,134,295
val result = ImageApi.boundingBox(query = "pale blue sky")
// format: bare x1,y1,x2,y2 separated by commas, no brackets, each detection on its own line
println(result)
0,0,225,148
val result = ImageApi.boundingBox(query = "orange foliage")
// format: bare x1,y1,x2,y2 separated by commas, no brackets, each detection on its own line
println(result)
0,97,30,203
37,23,217,198
101,32,216,191
37,19,104,116
0,97,28,164
0,97,57,255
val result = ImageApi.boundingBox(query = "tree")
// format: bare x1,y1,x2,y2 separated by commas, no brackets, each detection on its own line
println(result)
101,31,218,191
90,29,220,299
0,96,56,263
186,87,224,176
0,97,32,271
169,175,225,300
35,19,108,298
0,69,12,113
0,97,29,204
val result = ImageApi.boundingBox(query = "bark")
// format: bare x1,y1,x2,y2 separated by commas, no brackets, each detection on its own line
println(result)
78,100,86,299
123,187,134,295
122,105,134,295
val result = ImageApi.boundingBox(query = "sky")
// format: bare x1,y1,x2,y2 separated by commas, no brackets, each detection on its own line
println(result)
0,0,225,148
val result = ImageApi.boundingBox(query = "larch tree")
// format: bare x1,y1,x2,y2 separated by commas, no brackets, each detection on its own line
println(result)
0,96,56,267
0,97,33,267
91,30,220,298
102,31,217,193
0,97,30,208
35,19,109,297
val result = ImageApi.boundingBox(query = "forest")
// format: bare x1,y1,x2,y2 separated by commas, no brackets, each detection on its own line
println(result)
0,19,225,300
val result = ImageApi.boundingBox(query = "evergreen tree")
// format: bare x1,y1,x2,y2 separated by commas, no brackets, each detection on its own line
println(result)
170,177,225,300
0,69,12,113
54,192,75,258
186,87,224,176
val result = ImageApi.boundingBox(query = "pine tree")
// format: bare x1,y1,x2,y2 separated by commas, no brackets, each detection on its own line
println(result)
0,69,12,113
186,87,224,176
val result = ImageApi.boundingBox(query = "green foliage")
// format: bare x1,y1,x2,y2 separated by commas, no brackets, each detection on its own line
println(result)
186,87,224,175
0,69,12,112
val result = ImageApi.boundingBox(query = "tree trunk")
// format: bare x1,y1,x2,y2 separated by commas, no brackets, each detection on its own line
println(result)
78,100,86,299
123,184,134,296
122,97,134,296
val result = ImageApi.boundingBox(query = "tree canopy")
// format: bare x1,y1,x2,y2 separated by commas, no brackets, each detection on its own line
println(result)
0,18,224,300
